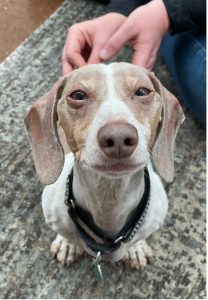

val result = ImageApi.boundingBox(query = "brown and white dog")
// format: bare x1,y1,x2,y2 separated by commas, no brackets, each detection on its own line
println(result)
24,63,184,270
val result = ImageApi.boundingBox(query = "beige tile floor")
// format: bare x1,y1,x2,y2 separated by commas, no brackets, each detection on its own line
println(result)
0,0,64,63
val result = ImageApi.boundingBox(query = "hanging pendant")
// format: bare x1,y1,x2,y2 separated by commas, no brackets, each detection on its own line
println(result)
91,251,104,283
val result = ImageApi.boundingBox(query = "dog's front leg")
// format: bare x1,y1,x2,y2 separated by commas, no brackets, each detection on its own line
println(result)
121,239,153,270
50,234,84,266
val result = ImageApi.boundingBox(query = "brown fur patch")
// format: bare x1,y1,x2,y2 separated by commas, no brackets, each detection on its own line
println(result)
113,63,163,148
57,65,108,159
57,123,70,155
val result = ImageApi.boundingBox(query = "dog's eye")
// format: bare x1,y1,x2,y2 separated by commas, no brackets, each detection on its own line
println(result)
135,88,150,97
70,91,87,101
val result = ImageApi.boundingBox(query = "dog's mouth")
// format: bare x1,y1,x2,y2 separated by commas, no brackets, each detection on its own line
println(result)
91,162,143,176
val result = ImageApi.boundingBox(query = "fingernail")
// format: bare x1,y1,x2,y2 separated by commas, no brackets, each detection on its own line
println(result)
100,49,108,60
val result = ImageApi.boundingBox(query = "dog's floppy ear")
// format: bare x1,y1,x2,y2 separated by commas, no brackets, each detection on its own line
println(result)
150,73,185,183
24,77,67,185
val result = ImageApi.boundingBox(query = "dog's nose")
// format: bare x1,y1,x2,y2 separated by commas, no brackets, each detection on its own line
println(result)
97,122,138,158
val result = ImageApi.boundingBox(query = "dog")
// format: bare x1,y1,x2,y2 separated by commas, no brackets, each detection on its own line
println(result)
24,62,184,272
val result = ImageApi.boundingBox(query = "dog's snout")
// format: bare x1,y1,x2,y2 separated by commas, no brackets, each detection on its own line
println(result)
97,122,138,158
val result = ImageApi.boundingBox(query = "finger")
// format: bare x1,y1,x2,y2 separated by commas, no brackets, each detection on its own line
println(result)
62,45,73,75
100,23,133,60
64,28,87,69
88,44,103,64
132,47,157,71
65,37,87,68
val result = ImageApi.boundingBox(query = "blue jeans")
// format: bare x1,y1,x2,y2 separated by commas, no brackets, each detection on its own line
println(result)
159,28,206,125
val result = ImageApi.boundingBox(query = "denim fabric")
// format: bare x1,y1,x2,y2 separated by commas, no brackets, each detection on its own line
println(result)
159,28,206,124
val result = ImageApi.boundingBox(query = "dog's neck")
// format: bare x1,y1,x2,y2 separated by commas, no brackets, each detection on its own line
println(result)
72,160,145,236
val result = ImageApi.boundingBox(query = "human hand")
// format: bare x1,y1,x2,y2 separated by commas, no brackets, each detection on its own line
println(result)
62,13,126,75
100,0,170,70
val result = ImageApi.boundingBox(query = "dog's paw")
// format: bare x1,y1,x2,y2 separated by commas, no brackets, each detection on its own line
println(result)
121,239,153,270
50,234,83,266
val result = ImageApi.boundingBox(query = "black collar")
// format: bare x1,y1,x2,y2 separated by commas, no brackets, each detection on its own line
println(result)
65,167,151,256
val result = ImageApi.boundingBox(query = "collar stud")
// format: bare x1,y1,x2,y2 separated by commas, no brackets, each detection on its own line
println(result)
70,199,75,209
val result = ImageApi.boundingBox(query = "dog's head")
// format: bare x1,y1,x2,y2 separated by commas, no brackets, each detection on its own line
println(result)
24,63,184,185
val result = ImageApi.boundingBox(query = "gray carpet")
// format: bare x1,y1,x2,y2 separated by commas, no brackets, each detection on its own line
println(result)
0,0,206,298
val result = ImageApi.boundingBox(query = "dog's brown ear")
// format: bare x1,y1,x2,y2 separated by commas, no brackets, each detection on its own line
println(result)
24,77,66,185
150,73,185,183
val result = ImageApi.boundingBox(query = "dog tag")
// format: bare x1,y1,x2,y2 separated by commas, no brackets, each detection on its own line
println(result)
91,252,103,283
92,261,103,283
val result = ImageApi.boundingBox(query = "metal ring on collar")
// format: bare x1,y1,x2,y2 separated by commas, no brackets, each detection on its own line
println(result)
114,236,123,244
